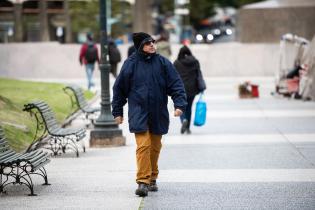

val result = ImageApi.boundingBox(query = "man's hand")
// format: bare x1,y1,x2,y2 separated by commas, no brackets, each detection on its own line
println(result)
174,109,183,117
114,116,123,124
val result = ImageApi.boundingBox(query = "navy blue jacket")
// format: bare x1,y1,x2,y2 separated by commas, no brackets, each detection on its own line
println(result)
112,52,187,135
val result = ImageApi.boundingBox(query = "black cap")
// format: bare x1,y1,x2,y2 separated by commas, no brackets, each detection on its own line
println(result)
132,32,155,50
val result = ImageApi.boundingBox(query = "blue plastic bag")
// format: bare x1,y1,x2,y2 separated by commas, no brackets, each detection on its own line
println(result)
194,93,207,126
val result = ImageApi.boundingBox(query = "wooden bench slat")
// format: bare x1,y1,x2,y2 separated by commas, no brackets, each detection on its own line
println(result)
0,145,11,153
1,153,24,164
18,150,42,159
32,159,51,172
0,140,8,146
0,150,16,161
26,150,47,162
29,155,50,168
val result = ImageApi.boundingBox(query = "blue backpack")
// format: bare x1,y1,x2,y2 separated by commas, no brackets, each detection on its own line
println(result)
194,93,207,126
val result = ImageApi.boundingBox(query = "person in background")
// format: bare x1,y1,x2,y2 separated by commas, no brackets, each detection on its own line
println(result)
79,33,99,90
174,45,205,134
112,32,187,197
286,60,305,79
156,31,172,59
127,45,136,57
108,39,121,78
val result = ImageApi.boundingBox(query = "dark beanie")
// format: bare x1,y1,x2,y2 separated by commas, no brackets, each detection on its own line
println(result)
132,32,154,50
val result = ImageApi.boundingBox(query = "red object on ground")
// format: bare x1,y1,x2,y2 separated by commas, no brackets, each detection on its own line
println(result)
251,84,259,98
286,78,299,93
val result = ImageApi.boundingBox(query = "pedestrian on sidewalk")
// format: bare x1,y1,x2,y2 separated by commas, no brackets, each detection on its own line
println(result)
156,30,172,60
127,45,136,57
112,32,187,197
108,38,121,78
79,33,99,90
174,45,206,134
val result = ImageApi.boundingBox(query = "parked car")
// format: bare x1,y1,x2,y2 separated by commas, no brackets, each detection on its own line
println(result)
195,25,234,44
195,28,217,43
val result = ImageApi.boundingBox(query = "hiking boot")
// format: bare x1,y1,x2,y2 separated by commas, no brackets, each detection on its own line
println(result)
135,183,148,197
181,119,188,134
148,180,158,192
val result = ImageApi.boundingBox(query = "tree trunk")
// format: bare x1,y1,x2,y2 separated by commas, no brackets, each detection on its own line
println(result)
133,0,153,34
39,0,50,41
13,3,23,42
64,0,72,43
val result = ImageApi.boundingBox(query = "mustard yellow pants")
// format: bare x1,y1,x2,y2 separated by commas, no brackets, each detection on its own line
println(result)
135,131,162,184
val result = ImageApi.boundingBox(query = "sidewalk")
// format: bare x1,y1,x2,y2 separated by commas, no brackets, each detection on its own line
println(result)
144,78,315,209
1,77,315,209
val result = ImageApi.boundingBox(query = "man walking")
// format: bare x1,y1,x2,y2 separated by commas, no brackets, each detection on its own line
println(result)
79,33,99,90
112,32,187,197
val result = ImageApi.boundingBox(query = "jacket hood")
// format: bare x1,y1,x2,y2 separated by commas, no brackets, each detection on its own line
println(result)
178,55,198,67
177,45,192,60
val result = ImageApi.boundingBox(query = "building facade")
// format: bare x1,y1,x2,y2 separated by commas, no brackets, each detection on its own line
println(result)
236,0,315,43
0,0,71,43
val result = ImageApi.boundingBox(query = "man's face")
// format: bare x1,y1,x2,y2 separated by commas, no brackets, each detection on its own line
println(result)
142,41,156,54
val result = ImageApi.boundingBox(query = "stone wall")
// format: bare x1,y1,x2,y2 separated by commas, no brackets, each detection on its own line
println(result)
0,42,280,79
183,43,279,77
0,42,100,79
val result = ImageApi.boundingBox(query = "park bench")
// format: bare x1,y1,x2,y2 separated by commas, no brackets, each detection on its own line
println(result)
63,85,100,124
23,100,86,157
0,126,50,196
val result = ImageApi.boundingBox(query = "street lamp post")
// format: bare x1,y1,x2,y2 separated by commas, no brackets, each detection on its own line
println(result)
90,0,125,147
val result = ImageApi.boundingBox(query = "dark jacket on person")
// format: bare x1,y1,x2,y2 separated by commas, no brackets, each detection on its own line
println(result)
174,55,201,98
108,40,121,64
112,51,187,135
79,40,99,65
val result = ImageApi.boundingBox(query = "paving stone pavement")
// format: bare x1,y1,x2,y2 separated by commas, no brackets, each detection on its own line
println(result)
143,78,315,210
1,77,315,210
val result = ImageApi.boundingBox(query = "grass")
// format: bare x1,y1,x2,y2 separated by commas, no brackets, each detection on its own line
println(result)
0,78,94,152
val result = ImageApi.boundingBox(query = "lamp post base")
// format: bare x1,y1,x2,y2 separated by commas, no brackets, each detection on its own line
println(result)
90,126,126,147
92,0,125,148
